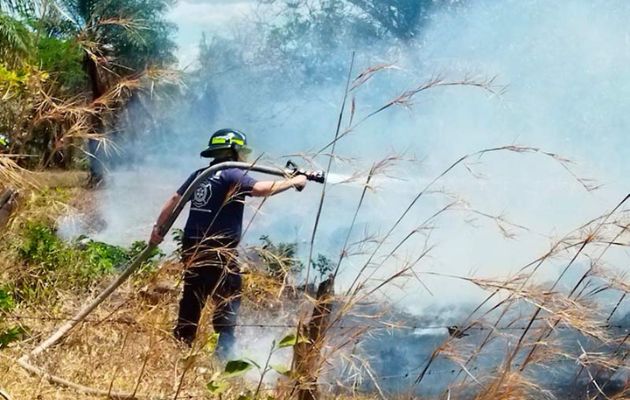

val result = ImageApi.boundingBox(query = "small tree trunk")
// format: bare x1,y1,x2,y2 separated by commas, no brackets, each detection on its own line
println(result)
0,189,17,229
292,276,335,400
84,53,106,187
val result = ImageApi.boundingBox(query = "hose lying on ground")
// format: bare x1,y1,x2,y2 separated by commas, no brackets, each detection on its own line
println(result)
16,162,290,399
0,388,12,400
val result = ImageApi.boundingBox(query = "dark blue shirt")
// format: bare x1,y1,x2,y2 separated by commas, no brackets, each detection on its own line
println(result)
177,167,258,246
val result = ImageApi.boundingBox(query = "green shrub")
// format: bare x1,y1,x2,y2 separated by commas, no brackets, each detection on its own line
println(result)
128,239,164,261
18,221,73,269
83,240,129,274
0,286,26,350
257,235,333,282
13,221,163,301
171,228,184,256
312,253,334,280
0,287,14,312
36,36,85,93
258,235,304,278
0,325,27,349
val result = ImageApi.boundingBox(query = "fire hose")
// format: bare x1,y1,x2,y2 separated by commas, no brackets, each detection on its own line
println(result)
16,161,325,399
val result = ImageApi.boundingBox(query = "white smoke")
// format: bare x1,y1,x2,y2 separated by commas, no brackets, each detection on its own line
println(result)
62,0,630,312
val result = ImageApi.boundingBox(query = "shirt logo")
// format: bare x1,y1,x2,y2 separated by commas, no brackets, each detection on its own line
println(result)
192,179,213,208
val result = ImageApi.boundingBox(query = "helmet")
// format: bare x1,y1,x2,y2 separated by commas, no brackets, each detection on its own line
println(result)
200,128,251,158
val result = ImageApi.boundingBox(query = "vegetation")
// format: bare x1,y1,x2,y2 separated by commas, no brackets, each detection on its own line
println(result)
3,158,628,400
256,235,335,284
199,0,452,84
14,221,162,295
0,1,628,400
0,286,26,349
258,235,304,279
0,0,176,175
1,185,163,304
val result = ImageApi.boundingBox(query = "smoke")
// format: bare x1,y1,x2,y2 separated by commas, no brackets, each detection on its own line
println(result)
58,0,630,394
233,321,293,384
64,0,630,309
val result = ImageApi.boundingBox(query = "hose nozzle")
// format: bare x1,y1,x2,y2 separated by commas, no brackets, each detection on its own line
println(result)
285,160,326,184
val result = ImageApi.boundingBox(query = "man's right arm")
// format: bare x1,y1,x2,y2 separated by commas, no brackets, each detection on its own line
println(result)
149,170,199,245
149,193,181,245
251,175,307,197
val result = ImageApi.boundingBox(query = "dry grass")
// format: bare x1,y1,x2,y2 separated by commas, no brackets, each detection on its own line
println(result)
0,156,35,191
28,170,89,188
1,64,629,400
2,162,629,400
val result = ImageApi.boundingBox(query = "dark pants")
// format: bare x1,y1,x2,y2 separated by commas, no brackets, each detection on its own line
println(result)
174,239,242,358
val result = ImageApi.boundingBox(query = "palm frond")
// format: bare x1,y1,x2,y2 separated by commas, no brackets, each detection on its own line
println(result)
0,11,33,65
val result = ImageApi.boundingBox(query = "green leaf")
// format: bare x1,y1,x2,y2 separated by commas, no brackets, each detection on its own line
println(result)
277,333,309,348
206,379,229,394
204,332,220,354
0,326,26,348
0,287,14,312
277,333,297,348
245,357,261,369
270,364,291,376
223,359,254,378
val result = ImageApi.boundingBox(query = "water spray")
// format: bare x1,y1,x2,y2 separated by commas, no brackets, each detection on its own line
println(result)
16,161,325,399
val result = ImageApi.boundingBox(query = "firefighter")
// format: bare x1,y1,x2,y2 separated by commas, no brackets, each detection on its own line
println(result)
149,129,307,358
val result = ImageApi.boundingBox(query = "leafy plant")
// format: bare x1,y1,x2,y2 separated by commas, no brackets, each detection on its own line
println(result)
223,359,257,378
277,332,308,349
258,235,304,279
0,12,34,66
0,325,26,349
128,239,164,274
203,332,220,354
0,63,49,165
311,253,334,281
18,220,71,269
0,287,15,312
206,332,306,397
83,240,129,273
14,221,163,300
207,358,259,395
36,36,85,93
171,228,184,256
206,378,229,395
0,285,25,350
